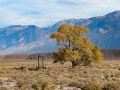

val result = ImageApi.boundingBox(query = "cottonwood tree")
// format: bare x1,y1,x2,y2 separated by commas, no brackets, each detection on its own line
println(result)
50,24,103,67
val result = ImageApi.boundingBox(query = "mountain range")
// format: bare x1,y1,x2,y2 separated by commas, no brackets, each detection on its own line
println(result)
0,11,120,54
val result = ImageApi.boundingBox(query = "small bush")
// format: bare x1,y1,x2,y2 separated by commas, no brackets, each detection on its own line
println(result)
103,82,120,90
0,79,4,86
14,66,28,72
16,79,25,89
32,83,41,90
0,87,9,90
32,78,55,90
81,83,101,90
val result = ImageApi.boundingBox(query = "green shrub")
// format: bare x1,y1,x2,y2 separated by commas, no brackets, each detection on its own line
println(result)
82,83,101,90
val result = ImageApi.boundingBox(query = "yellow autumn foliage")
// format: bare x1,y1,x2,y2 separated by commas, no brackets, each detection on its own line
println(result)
50,24,103,66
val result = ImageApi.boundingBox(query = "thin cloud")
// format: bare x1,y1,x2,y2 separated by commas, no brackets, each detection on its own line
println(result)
0,0,120,28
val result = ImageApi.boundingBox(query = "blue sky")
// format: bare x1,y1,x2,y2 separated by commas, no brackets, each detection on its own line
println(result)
0,0,120,28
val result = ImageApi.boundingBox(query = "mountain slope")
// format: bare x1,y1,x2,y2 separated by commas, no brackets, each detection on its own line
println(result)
0,11,120,54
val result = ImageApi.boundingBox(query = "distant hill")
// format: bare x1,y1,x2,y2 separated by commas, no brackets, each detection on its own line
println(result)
0,11,120,54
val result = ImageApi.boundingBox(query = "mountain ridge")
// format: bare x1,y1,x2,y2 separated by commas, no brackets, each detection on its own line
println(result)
0,10,120,54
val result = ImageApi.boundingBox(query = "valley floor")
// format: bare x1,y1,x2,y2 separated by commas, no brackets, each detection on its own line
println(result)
0,60,120,90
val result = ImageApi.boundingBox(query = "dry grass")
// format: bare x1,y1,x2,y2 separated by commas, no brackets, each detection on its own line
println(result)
0,60,120,90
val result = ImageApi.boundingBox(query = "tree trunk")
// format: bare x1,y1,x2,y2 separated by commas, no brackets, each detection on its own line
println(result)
72,61,78,67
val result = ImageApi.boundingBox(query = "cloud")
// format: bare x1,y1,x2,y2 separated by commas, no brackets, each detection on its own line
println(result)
0,0,120,28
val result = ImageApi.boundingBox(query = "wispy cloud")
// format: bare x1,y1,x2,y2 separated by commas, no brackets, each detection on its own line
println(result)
0,0,120,28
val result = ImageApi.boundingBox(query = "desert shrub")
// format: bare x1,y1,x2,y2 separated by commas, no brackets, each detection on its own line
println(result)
68,81,78,87
0,79,4,86
32,77,55,90
103,82,120,90
32,83,41,90
0,87,9,90
16,79,25,89
81,83,101,90
39,80,55,90
15,66,28,71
